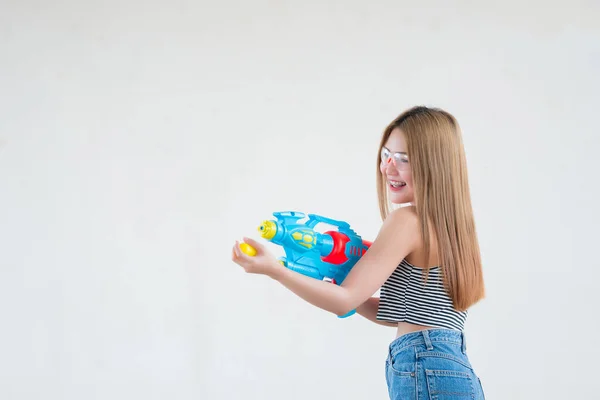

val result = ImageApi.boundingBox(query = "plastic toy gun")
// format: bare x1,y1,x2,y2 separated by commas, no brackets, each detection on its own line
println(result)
244,211,372,318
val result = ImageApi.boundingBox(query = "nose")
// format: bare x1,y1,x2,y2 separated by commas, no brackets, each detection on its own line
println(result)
384,157,397,175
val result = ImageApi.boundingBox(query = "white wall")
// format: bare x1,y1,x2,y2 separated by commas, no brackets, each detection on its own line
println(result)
1,1,599,399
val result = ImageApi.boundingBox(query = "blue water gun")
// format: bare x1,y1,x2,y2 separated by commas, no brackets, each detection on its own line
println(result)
241,211,372,318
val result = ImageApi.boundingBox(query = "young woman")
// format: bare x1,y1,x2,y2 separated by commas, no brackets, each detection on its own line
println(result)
232,105,486,399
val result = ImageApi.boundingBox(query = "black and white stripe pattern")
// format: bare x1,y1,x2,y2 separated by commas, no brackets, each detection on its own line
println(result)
377,259,467,331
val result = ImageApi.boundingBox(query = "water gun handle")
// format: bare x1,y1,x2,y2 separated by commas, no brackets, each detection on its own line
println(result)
306,214,352,231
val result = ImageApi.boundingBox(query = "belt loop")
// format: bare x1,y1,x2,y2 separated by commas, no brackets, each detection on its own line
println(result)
461,331,467,354
422,329,433,351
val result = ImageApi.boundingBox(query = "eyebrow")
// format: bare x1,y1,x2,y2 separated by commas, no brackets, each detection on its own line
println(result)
383,146,407,155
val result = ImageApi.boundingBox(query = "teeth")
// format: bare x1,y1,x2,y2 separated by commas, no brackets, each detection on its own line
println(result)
389,181,406,188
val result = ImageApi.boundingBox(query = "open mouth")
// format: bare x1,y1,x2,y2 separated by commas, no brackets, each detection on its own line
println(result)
389,180,406,190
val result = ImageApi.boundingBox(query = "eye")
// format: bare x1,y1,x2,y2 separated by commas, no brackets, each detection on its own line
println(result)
380,148,390,161
394,153,409,164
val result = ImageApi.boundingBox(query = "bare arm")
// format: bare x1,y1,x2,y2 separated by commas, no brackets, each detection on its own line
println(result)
264,207,420,316
356,297,397,327
232,207,419,317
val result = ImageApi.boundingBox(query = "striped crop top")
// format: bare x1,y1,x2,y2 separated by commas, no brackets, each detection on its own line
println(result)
376,259,467,331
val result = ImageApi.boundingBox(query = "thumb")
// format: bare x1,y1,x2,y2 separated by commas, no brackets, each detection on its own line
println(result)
242,236,264,251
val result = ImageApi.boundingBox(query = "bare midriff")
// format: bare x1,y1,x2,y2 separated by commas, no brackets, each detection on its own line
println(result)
394,322,435,338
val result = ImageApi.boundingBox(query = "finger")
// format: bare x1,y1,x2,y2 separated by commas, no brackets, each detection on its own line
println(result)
242,237,263,252
233,241,243,259
234,241,252,262
232,243,241,260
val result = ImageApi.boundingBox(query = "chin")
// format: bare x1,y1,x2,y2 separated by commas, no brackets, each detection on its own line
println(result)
391,200,412,206
388,191,414,205
389,196,411,205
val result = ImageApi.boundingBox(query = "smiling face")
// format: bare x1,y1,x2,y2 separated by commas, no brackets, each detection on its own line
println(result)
379,127,414,205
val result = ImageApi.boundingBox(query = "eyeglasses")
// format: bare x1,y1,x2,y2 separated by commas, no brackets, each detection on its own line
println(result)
380,147,410,171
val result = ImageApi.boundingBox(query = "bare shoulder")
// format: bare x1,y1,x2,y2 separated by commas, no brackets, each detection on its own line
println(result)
370,205,420,258
340,204,421,298
384,205,419,232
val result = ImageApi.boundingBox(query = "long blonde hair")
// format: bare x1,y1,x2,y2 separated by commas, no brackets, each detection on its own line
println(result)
376,106,485,311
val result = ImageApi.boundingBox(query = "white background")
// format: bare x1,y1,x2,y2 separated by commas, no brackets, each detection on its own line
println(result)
1,1,599,399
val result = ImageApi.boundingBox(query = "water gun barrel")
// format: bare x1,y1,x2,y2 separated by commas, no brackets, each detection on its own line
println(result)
258,220,279,241
259,218,338,256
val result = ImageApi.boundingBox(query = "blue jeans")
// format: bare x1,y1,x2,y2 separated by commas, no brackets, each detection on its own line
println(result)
385,329,485,399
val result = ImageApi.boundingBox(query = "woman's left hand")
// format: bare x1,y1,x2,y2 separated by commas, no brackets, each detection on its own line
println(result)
231,237,283,278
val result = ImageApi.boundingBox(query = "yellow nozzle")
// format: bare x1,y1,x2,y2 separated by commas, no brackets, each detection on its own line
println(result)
258,220,277,240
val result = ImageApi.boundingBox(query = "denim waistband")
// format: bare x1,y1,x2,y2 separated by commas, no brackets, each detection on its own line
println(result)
388,328,467,358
